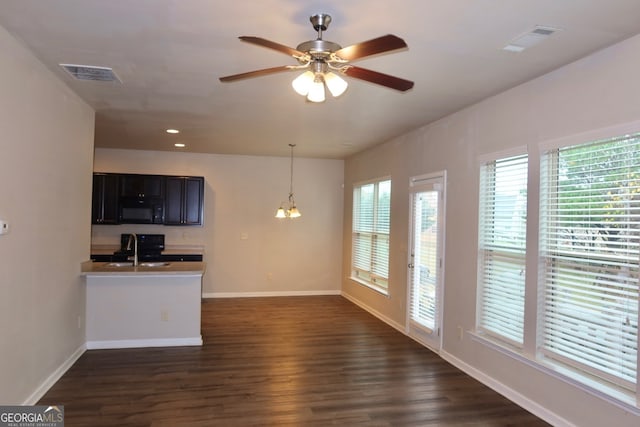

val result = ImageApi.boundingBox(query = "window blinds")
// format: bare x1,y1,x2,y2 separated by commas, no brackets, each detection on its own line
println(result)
539,134,640,389
409,190,439,332
478,154,528,345
352,180,391,290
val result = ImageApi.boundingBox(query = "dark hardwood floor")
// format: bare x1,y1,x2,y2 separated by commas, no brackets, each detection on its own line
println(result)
39,296,549,426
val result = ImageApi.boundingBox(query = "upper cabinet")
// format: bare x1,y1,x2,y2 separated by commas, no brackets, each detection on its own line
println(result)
164,176,204,226
92,173,120,224
120,174,164,199
91,173,205,226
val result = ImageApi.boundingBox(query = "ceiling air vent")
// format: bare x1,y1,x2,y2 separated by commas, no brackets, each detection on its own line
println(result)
503,25,562,52
59,64,122,83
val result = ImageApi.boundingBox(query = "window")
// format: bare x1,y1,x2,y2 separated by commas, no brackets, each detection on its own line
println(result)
478,154,528,346
352,179,391,292
540,134,639,391
474,130,640,407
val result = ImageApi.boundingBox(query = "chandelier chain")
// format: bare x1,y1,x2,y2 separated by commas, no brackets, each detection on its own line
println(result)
289,144,295,200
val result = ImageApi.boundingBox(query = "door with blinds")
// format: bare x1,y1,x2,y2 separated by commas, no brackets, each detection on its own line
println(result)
407,173,446,350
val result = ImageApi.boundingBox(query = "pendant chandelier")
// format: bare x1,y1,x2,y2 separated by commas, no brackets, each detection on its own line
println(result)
275,144,301,219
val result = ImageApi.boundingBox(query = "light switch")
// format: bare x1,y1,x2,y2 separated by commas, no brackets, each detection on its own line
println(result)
0,220,8,235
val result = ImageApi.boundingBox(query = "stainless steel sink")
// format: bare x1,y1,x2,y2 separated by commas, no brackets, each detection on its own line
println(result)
102,261,171,268
105,262,134,267
138,262,171,267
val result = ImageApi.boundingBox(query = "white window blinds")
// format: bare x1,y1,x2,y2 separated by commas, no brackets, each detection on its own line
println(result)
409,189,440,332
352,179,391,291
540,134,640,390
478,154,528,345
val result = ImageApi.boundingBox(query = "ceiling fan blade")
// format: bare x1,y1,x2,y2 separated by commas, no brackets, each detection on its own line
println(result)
342,66,414,91
219,65,294,82
239,36,306,58
333,34,408,61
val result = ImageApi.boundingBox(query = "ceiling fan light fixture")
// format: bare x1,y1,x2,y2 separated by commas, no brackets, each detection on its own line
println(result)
324,71,348,97
292,70,314,95
293,69,345,101
306,77,326,102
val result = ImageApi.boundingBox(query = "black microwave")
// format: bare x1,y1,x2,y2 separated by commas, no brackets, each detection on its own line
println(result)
119,197,164,224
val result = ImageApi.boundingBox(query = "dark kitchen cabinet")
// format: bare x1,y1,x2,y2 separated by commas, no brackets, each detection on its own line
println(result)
92,173,119,224
120,174,164,198
164,177,204,225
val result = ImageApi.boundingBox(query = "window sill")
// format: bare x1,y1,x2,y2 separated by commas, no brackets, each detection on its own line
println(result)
349,277,389,296
469,330,640,414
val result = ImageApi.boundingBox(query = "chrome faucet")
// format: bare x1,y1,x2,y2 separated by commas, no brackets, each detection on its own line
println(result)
126,233,138,266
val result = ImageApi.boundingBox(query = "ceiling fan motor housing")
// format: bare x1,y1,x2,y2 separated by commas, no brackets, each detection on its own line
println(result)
296,39,342,58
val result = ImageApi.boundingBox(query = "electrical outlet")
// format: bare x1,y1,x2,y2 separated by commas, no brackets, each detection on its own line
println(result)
160,309,169,322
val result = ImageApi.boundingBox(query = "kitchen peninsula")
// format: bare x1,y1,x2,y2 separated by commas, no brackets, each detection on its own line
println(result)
81,261,206,349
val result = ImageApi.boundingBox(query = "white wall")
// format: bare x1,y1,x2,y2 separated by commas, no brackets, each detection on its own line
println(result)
0,26,94,403
92,148,344,296
342,35,640,426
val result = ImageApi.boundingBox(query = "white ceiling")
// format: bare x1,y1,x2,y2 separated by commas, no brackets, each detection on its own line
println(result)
2,0,640,159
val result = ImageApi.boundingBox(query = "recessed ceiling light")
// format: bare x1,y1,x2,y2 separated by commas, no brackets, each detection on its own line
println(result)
174,143,186,148
166,129,180,134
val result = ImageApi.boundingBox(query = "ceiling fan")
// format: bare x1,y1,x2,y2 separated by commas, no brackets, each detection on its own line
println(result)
219,14,414,102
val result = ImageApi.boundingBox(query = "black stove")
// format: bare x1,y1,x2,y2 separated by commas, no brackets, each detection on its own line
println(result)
118,233,165,256
91,234,202,262
112,234,165,261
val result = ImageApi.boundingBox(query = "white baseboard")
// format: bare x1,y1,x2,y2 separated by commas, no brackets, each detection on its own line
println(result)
23,343,86,405
340,292,570,427
86,336,202,350
340,291,406,333
202,290,341,298
440,350,573,426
